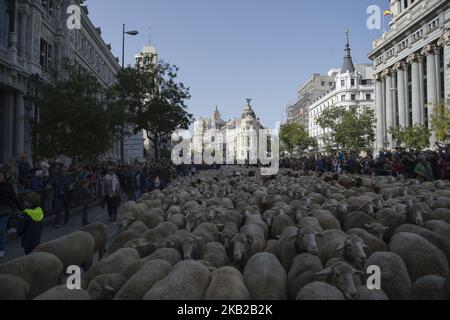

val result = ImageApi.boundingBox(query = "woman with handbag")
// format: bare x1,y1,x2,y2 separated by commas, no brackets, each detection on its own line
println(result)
0,171,22,259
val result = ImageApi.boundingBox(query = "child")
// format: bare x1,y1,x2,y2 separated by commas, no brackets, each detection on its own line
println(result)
17,192,44,255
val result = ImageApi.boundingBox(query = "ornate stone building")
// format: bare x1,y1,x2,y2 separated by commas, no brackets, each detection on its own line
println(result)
192,100,267,163
0,0,121,164
368,0,450,150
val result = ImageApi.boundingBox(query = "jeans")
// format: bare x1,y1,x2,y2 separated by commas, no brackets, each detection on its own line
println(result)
106,196,119,218
82,204,89,226
0,215,9,252
54,196,70,225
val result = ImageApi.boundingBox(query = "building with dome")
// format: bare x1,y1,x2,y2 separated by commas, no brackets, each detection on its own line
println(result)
192,100,268,163
307,31,375,150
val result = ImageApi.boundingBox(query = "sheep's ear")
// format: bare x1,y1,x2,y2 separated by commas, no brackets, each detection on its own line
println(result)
246,235,255,244
364,224,373,229
316,267,333,277
336,242,346,251
315,232,323,239
352,268,365,276
103,284,115,292
287,230,299,241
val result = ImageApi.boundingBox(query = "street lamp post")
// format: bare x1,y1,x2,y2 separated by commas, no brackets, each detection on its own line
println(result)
120,24,139,163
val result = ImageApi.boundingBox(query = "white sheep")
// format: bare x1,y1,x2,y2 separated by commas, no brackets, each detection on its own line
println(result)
205,266,251,300
34,286,90,300
114,259,172,300
0,274,30,300
143,260,211,300
243,252,287,300
80,222,109,260
287,253,323,300
0,252,63,299
33,231,96,271
296,281,345,300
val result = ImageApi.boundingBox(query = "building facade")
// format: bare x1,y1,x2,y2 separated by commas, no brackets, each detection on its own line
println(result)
192,101,267,163
287,72,336,129
0,0,121,164
308,33,375,149
368,0,450,150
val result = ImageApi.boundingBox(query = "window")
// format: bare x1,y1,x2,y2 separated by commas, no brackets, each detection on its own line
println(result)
321,81,325,86
0,0,11,47
341,95,346,101
341,80,345,87
366,94,371,100
351,79,355,86
40,38,49,71
329,82,333,86
351,94,356,101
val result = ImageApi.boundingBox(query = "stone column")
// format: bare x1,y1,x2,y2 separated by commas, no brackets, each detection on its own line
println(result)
15,92,25,157
18,8,28,57
384,69,394,148
394,62,407,128
375,74,384,150
437,29,450,104
422,44,438,144
407,53,422,126
3,93,14,162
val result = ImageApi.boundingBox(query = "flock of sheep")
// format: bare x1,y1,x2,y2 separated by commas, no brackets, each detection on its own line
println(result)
1,167,450,300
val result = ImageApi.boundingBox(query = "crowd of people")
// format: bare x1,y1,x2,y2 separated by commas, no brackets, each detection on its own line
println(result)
0,155,181,258
1,145,450,259
280,146,450,181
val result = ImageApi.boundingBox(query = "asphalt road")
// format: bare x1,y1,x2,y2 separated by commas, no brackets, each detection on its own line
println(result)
1,204,119,263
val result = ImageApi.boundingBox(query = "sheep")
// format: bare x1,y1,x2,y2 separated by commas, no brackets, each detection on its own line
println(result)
140,211,164,229
296,282,345,300
80,222,109,260
82,248,140,289
356,286,389,300
276,226,320,272
114,259,172,300
365,251,411,300
410,275,446,300
126,221,149,236
363,222,389,240
297,216,323,233
244,213,269,239
427,208,450,224
243,253,287,300
167,213,186,229
201,242,229,268
316,258,363,300
192,223,220,256
143,260,211,300
205,266,251,300
389,232,449,282
0,252,63,299
88,273,129,300
344,211,376,232
220,221,239,255
34,286,90,300
270,214,295,239
144,247,182,267
309,210,341,231
142,222,179,243
0,274,30,300
342,197,375,216
424,220,450,243
394,224,450,267
148,207,167,221
231,224,266,266
375,208,405,241
347,228,387,257
166,229,201,260
317,230,367,270
287,254,323,300
264,240,278,256
33,231,96,271
103,231,139,258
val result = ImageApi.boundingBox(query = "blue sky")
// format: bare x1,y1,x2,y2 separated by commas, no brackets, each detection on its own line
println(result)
85,0,388,127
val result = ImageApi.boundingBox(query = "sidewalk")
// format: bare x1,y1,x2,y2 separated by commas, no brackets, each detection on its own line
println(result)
1,204,118,264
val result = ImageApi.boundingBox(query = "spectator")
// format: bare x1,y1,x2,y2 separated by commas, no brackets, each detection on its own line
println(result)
17,192,43,255
0,171,22,259
17,154,32,186
103,167,121,222
51,167,75,228
78,179,95,227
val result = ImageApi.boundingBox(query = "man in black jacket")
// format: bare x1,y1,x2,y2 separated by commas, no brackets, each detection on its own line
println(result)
0,171,22,259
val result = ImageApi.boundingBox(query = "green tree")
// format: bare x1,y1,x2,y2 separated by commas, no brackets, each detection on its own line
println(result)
33,63,126,161
113,60,192,160
389,125,431,151
315,106,375,153
430,99,450,143
279,122,316,155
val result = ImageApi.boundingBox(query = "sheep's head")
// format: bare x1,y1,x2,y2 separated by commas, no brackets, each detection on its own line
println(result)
364,223,388,240
405,206,425,226
179,234,201,260
87,275,118,301
336,234,367,270
316,261,362,300
185,213,198,232
289,226,320,256
231,233,254,262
